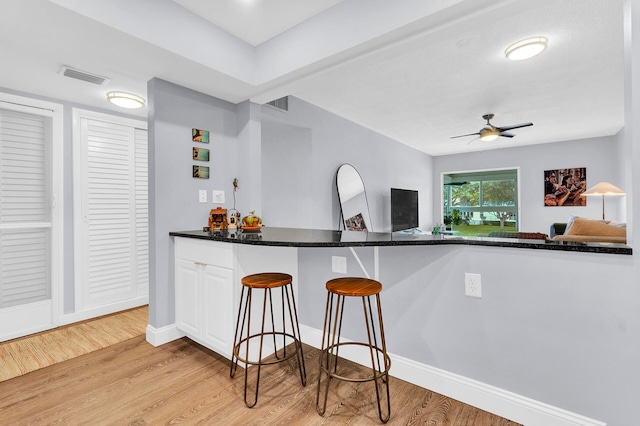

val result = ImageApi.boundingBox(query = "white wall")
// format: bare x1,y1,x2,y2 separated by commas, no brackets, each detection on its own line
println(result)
432,135,623,234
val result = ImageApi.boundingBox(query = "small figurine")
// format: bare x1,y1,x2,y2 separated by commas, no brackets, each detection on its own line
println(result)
208,207,228,230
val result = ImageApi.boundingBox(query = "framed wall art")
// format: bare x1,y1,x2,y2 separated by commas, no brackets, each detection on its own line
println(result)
193,147,210,161
192,128,209,143
193,165,210,179
544,167,587,207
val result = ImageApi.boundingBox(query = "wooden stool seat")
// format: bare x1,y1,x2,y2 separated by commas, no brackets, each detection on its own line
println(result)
317,277,391,423
242,272,292,289
230,272,306,408
326,277,382,296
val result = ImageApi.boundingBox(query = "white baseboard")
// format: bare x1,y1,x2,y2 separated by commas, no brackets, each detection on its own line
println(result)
146,323,185,347
299,325,605,426
59,296,149,326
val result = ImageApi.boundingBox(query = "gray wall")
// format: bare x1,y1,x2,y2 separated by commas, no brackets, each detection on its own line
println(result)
432,135,624,235
147,78,640,425
261,97,434,232
148,78,240,328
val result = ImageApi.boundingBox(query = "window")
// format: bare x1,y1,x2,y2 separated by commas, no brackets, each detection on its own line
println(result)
442,169,519,236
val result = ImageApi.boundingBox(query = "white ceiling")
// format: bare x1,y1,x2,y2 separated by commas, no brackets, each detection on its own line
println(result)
172,0,345,46
0,0,624,156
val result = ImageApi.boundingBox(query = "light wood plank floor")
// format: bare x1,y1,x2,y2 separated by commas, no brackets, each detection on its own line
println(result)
0,335,520,425
0,306,148,382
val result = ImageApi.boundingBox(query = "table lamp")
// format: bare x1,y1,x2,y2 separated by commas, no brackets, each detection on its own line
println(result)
580,182,625,220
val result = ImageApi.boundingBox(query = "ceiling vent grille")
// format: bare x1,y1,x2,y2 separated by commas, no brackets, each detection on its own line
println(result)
59,65,110,86
267,96,288,111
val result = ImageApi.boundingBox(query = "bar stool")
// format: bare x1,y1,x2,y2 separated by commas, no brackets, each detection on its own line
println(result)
230,272,306,408
316,277,391,423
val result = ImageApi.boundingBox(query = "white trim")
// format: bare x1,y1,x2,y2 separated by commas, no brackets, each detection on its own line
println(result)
145,323,185,347
0,222,52,230
299,325,605,426
50,96,64,328
0,300,55,342
58,296,148,326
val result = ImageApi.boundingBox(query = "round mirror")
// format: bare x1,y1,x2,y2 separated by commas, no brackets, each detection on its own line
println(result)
336,164,372,232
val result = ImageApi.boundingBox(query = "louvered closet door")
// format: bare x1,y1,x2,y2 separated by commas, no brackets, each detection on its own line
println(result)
0,96,62,342
0,109,50,308
76,115,148,310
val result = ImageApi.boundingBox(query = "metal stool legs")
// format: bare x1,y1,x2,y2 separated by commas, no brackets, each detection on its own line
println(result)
316,290,391,423
230,281,306,408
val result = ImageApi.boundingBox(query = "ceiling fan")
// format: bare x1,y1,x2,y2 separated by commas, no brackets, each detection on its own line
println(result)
451,114,533,143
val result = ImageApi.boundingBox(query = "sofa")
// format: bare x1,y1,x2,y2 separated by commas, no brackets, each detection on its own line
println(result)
549,217,627,244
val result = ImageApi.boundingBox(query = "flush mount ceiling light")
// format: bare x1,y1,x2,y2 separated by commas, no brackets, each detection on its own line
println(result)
106,91,146,109
505,36,548,61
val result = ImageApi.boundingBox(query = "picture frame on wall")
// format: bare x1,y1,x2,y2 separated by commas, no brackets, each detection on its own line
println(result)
193,165,210,179
193,147,210,161
544,167,587,206
192,128,209,143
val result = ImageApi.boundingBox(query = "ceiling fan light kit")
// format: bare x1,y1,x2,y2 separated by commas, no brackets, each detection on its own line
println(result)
480,128,500,142
505,36,548,61
451,113,533,143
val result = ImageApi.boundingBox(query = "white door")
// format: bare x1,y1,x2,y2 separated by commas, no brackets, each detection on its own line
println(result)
73,109,148,316
0,94,63,341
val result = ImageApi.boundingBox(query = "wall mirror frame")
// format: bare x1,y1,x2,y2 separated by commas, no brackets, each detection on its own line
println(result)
336,163,373,232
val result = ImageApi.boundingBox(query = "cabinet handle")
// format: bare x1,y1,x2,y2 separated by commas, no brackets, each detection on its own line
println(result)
194,261,206,266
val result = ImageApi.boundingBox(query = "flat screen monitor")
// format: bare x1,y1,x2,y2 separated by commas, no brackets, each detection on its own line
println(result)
391,188,419,232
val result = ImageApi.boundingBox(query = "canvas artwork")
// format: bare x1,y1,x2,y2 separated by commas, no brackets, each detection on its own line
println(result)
345,213,368,232
193,147,210,161
192,128,210,143
544,168,587,206
193,165,210,179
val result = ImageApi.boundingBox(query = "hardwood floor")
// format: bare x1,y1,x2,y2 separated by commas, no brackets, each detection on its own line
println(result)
0,336,521,425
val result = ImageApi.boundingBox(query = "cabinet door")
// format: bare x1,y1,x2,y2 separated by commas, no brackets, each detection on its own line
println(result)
175,259,200,337
202,265,234,358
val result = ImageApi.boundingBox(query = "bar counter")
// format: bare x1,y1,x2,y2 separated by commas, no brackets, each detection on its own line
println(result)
169,227,632,255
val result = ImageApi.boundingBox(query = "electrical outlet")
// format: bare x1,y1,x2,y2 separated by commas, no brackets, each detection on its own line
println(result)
465,273,482,298
198,189,207,203
332,256,347,274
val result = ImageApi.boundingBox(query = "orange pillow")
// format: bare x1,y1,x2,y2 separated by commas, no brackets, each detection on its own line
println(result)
566,218,626,238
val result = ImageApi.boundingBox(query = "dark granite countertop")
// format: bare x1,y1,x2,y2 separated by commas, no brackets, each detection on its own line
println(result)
170,227,632,255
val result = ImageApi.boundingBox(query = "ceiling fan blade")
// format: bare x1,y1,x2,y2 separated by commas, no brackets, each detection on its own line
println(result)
466,136,480,145
499,132,515,138
451,132,480,139
497,122,533,132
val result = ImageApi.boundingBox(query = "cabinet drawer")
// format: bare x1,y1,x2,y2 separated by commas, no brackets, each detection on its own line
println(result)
175,237,233,268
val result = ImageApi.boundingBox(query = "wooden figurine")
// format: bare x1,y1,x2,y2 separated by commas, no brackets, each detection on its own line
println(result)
208,207,228,230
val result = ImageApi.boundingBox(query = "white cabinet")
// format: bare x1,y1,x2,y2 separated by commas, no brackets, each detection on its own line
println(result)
173,236,299,360
174,238,235,359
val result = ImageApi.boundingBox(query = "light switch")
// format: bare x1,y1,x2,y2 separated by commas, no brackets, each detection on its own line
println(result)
213,190,225,204
199,189,207,203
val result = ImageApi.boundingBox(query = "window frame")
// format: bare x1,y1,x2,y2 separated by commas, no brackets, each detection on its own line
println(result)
441,167,521,232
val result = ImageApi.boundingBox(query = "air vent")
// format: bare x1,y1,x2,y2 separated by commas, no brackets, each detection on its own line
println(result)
59,65,110,86
267,96,288,111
